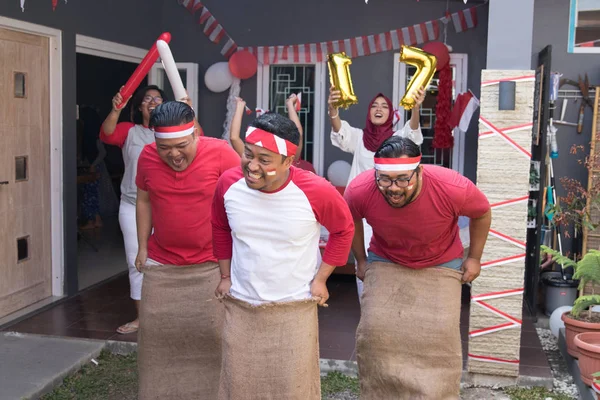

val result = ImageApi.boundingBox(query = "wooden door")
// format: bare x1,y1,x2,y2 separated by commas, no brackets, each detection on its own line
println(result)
0,27,52,318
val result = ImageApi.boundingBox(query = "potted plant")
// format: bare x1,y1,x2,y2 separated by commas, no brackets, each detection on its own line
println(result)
575,332,600,386
541,246,600,359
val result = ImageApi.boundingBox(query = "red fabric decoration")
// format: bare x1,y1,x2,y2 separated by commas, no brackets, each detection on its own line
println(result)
228,50,258,80
422,41,449,71
52,0,57,10
432,63,453,149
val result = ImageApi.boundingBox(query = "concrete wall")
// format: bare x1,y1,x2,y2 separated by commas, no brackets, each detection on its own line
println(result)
532,0,600,248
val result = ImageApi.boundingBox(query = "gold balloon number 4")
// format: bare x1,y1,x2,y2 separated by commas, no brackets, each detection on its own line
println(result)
399,45,437,110
327,52,358,109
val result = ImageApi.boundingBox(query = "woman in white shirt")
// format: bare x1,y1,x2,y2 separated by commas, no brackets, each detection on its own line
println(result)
328,86,425,299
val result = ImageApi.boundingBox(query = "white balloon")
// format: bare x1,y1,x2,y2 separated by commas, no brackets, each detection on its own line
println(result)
327,160,352,187
550,306,573,338
204,62,234,93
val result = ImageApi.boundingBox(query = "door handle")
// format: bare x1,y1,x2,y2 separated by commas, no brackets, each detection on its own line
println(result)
0,181,8,185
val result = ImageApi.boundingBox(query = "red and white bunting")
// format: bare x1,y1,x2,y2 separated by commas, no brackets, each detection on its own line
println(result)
177,0,238,58
177,2,478,62
239,7,478,65
452,6,477,33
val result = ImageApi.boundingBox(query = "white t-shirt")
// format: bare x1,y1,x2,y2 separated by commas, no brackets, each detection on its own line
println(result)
212,166,355,305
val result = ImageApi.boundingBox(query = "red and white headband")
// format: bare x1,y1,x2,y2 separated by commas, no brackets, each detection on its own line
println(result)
245,126,297,156
153,121,195,139
374,156,422,171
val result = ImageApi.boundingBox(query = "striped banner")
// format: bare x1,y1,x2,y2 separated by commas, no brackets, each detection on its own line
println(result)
241,7,478,65
177,2,480,62
178,0,238,57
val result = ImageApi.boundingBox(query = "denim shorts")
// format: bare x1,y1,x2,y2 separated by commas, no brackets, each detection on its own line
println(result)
367,251,463,271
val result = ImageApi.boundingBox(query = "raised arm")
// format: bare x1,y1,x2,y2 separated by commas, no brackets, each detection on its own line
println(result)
229,97,246,157
102,87,127,136
286,94,304,159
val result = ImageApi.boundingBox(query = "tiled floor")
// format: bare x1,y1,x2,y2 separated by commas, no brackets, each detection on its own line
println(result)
2,273,551,378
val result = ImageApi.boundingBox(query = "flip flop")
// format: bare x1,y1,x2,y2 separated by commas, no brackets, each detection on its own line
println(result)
116,322,138,334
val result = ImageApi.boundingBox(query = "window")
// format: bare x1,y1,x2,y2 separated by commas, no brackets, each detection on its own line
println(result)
269,66,315,163
17,236,30,262
257,61,326,176
569,0,600,53
14,72,26,98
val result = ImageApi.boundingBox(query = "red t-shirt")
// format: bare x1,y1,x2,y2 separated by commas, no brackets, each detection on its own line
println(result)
344,165,490,269
136,137,240,265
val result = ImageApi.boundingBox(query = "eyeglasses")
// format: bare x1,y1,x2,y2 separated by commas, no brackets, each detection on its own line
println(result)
375,168,417,188
142,95,163,104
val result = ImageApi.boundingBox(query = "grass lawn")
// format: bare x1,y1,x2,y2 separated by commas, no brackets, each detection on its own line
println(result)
41,351,575,400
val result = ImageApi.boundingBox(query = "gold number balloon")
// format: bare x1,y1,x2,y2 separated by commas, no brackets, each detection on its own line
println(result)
327,52,358,109
399,45,437,110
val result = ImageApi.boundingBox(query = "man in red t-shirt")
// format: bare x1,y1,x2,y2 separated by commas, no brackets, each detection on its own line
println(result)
344,136,491,399
134,101,239,400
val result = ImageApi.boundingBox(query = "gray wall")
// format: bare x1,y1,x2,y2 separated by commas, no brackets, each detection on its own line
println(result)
532,0,600,248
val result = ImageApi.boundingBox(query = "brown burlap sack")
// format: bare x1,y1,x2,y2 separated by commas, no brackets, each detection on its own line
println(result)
357,262,463,400
218,295,321,400
138,262,223,400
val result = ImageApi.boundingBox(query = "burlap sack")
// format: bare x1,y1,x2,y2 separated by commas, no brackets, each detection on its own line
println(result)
356,262,463,400
219,295,321,400
138,262,223,400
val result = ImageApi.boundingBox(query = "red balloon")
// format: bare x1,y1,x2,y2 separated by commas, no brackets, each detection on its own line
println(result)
422,42,450,71
228,50,258,80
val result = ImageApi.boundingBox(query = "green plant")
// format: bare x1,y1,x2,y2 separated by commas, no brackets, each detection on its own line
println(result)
542,246,600,319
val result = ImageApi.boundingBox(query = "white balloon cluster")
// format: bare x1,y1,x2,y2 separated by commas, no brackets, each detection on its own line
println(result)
204,62,234,93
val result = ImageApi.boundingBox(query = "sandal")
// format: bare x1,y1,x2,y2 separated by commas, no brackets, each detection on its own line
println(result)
116,321,138,334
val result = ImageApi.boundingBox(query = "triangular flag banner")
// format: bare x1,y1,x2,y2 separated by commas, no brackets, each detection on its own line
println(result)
240,6,479,65
178,0,238,58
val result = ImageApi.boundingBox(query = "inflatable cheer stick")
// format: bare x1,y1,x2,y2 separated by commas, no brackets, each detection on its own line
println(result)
156,40,187,102
116,32,171,109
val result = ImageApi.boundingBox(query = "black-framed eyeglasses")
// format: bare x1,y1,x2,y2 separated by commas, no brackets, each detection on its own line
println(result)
375,168,417,188
142,95,163,104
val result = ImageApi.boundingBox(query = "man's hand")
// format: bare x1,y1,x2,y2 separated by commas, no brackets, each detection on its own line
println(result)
215,278,232,298
135,249,148,273
461,257,481,284
310,278,330,306
356,259,369,281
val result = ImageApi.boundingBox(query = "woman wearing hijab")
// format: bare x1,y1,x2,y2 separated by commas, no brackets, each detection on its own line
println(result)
328,86,425,299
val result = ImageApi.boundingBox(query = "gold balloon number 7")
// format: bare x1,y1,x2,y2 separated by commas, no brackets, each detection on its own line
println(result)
399,45,437,110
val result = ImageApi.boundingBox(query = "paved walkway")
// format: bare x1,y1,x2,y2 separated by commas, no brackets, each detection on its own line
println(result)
0,332,104,400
